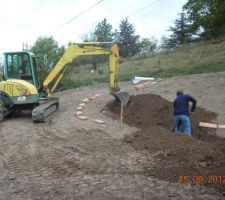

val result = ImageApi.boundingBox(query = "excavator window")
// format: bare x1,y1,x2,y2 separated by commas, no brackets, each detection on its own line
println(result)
5,53,33,83
6,54,18,78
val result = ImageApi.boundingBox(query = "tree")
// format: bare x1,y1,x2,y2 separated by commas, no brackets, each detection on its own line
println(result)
168,12,191,46
94,19,114,42
211,0,225,37
183,0,225,39
80,19,114,70
80,30,96,42
115,18,140,57
31,36,65,82
139,37,157,54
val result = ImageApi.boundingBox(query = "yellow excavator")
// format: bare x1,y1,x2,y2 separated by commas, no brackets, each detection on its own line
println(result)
0,42,130,122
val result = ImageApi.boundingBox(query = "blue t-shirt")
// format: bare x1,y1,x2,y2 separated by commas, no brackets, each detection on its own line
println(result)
173,94,197,116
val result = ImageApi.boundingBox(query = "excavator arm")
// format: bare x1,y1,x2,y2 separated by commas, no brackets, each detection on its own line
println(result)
42,42,120,96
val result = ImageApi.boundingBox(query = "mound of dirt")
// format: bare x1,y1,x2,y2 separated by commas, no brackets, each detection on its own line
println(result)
106,94,225,195
106,94,217,137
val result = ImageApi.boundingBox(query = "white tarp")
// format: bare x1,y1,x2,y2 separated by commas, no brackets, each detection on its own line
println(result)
132,76,155,84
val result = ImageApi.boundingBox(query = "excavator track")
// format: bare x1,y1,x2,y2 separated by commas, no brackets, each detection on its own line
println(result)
32,98,59,122
0,105,11,122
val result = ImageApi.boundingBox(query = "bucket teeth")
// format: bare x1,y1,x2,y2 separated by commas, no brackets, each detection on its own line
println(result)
112,91,130,105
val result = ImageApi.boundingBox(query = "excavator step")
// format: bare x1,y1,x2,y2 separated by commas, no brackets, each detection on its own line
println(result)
32,98,59,122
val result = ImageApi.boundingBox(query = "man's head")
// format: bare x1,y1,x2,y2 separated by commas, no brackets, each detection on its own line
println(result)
23,60,28,64
176,91,184,96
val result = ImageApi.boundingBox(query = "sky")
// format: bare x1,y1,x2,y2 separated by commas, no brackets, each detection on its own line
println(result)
0,0,188,55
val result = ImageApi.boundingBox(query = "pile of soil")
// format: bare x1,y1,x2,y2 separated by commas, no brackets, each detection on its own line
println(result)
106,94,217,137
106,94,225,195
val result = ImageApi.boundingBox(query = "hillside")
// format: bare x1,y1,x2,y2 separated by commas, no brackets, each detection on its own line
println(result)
1,37,225,87
120,37,225,77
61,36,225,89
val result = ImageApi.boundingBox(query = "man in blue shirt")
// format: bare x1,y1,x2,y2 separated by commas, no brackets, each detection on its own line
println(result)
173,91,197,136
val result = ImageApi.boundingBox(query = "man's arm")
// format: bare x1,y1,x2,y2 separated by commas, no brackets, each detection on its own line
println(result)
187,95,197,112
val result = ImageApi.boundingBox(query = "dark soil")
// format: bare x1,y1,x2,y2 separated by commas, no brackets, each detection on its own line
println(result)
106,94,225,195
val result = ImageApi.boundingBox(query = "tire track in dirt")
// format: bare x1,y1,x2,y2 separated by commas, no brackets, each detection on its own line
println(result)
1,118,155,186
35,125,155,176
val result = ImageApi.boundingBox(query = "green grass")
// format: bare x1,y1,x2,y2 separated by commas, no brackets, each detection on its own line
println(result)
58,36,225,89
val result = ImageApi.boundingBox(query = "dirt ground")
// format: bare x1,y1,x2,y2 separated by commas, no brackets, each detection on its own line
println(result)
107,93,225,195
1,72,225,199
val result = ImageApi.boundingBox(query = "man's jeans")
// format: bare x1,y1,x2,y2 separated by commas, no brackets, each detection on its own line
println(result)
174,115,191,136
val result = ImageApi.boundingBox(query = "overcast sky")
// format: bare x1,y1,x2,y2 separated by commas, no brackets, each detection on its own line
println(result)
0,0,187,54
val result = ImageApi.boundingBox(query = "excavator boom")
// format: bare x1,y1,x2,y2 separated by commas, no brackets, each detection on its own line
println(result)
42,43,120,95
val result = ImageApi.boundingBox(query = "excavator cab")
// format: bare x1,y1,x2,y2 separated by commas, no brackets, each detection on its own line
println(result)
3,52,40,89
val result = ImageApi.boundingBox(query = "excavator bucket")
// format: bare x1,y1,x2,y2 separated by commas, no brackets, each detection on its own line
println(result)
112,91,130,105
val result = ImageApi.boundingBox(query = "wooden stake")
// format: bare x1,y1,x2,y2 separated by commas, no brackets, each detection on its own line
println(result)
120,101,124,126
199,122,217,128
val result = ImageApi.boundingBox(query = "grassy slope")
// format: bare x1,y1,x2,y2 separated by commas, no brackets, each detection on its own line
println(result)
61,37,225,89
1,37,225,88
119,37,225,79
